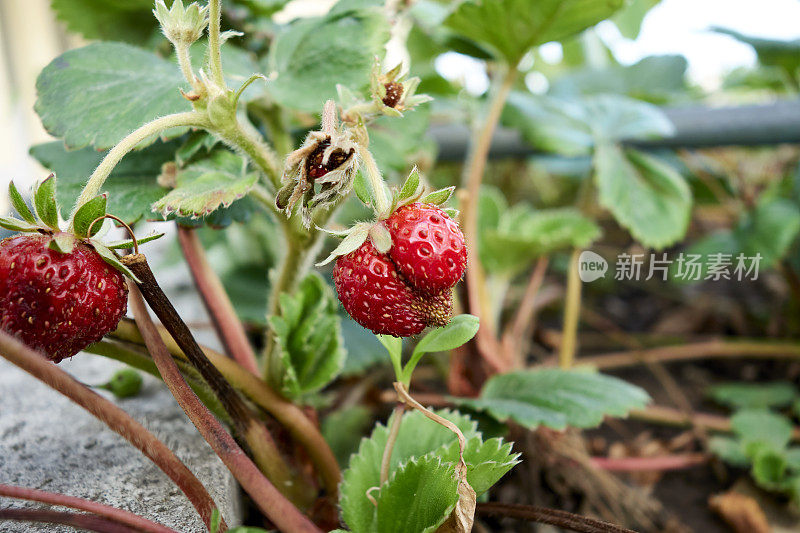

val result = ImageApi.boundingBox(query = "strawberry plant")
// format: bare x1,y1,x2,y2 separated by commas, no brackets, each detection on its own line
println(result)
6,0,799,531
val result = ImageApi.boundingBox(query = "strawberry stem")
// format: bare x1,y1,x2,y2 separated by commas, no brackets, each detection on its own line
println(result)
206,0,225,88
110,318,343,498
121,254,313,506
357,144,391,218
177,226,260,374
0,508,148,533
126,282,320,533
71,111,209,218
0,330,221,529
0,484,177,533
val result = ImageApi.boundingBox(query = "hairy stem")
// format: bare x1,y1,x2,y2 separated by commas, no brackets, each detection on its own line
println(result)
217,113,282,189
475,503,636,533
0,330,220,528
558,249,582,368
380,403,405,485
358,145,391,217
177,226,260,374
461,66,517,335
0,484,176,533
0,508,139,533
207,0,224,87
73,112,208,216
175,43,198,89
110,319,343,497
126,285,319,532
121,254,313,506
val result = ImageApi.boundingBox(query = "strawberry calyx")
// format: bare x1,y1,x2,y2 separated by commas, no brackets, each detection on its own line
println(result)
316,167,458,267
0,176,163,281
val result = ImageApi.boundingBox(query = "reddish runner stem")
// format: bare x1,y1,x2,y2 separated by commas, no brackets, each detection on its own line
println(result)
176,226,260,374
590,453,710,472
0,330,219,529
127,283,321,533
0,484,176,533
476,502,636,533
0,508,137,533
111,318,342,497
122,254,313,505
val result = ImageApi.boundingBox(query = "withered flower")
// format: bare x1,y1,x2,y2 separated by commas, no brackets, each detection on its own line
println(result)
276,100,359,227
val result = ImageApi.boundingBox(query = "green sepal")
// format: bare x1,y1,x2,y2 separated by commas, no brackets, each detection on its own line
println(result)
444,208,459,220
49,232,76,254
0,216,41,233
421,186,455,206
34,174,60,230
353,171,374,208
8,182,36,224
315,222,371,267
105,232,165,249
72,194,108,238
91,241,139,282
398,167,422,201
369,223,392,254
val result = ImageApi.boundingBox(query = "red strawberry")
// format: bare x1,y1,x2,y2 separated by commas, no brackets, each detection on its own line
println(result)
0,234,128,363
387,203,466,295
333,241,451,337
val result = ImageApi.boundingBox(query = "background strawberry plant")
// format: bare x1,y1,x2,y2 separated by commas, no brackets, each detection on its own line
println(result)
2,0,800,532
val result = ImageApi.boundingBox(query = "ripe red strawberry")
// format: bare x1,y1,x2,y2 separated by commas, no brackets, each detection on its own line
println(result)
0,234,128,363
387,203,466,295
333,241,451,337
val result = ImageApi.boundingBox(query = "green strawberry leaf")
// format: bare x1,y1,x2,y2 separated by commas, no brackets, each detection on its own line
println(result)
34,175,60,230
414,315,480,355
375,456,459,533
340,408,479,533
453,368,651,430
152,151,259,218
30,140,174,225
444,0,624,64
51,0,157,44
708,382,797,410
731,409,794,452
72,195,108,238
505,93,674,155
594,144,691,249
708,436,750,467
322,406,374,467
266,2,390,111
8,182,36,224
735,197,800,269
439,436,520,496
478,187,601,275
35,42,191,151
269,273,346,400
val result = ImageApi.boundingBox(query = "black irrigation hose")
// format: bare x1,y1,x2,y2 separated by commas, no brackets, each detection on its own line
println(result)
431,99,800,160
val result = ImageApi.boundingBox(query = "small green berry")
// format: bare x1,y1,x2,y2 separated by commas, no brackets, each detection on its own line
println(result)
102,369,144,399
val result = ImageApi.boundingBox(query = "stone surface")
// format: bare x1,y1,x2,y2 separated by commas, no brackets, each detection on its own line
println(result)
0,354,242,532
